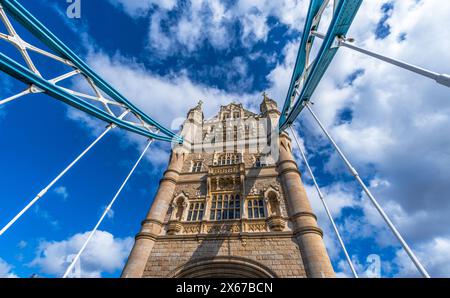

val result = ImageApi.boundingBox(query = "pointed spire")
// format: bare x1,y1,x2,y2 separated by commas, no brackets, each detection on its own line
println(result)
196,100,203,110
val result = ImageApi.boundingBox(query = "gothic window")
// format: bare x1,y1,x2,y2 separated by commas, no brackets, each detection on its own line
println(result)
217,153,241,165
192,161,203,172
210,194,241,220
233,112,240,119
187,202,204,222
247,199,265,219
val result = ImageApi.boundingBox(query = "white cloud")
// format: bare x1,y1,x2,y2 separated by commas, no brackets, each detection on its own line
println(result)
30,230,133,277
108,0,177,18
18,240,27,249
34,205,59,229
280,0,450,276
67,0,450,277
110,0,310,56
0,258,18,278
84,51,260,126
393,237,450,277
53,186,69,201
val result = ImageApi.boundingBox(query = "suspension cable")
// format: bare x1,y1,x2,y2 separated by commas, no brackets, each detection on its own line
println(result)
311,31,450,88
289,125,358,278
0,125,114,236
304,101,430,278
62,138,154,278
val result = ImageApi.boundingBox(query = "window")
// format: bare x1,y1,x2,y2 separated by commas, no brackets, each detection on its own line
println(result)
247,199,265,219
233,112,240,118
192,161,202,172
217,153,241,165
187,202,204,221
210,194,241,220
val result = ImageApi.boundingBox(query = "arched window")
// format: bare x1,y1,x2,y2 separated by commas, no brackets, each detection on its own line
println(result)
248,199,265,219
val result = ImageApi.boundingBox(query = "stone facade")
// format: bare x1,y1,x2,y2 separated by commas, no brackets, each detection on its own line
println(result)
121,95,335,278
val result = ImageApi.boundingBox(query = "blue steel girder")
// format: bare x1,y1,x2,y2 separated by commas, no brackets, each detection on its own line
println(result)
279,0,362,131
280,0,325,125
0,0,182,143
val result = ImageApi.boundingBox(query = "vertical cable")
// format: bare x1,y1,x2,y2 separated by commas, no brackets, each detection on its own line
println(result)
289,125,358,278
62,138,153,278
304,102,430,278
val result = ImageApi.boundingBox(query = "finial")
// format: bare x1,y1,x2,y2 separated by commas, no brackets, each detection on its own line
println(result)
262,91,268,100
196,100,203,109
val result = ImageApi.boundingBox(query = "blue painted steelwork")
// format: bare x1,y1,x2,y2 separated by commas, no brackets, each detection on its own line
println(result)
0,52,175,142
279,0,324,127
0,0,182,143
279,0,362,131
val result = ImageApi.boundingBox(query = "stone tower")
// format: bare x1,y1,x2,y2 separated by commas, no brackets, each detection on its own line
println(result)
121,94,335,278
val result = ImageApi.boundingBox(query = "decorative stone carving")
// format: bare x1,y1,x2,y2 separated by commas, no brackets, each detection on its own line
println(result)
249,186,260,195
267,216,286,232
206,223,240,234
167,220,183,235
245,221,268,232
264,186,282,217
183,224,201,234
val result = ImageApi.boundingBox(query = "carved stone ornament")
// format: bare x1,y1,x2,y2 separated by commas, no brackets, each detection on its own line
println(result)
167,220,183,235
267,216,286,232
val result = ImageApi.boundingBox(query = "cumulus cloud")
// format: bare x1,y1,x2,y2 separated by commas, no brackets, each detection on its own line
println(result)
53,186,69,201
0,258,18,278
109,0,310,57
393,237,450,277
108,0,177,18
67,0,450,277
281,0,450,276
30,230,133,277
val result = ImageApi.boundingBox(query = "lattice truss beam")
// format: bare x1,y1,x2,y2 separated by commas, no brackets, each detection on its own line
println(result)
0,0,181,143
279,0,362,131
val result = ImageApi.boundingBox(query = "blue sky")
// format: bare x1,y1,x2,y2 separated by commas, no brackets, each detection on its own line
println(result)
1,0,450,278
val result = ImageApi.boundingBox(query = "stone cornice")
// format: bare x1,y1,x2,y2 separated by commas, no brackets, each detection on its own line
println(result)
154,231,295,242
159,176,178,185
164,169,180,176
277,167,301,177
290,211,317,221
293,226,324,238
135,232,159,241
276,159,297,168
141,218,164,226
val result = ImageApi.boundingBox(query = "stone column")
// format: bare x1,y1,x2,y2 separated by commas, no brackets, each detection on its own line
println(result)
121,148,185,278
276,132,335,278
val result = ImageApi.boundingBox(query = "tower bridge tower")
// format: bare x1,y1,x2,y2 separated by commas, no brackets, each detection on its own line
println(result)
121,94,334,278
